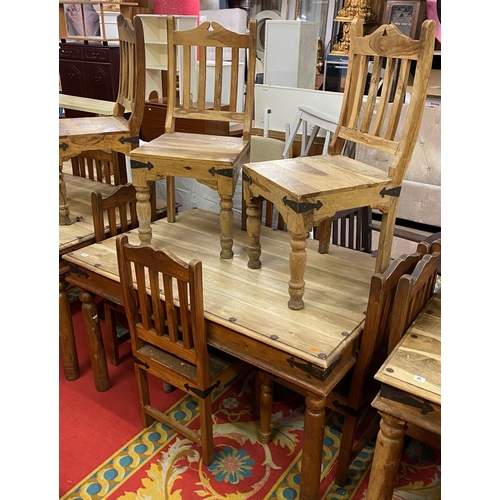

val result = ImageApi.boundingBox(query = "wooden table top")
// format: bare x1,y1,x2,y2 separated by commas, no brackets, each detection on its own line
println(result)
63,208,376,368
375,292,441,405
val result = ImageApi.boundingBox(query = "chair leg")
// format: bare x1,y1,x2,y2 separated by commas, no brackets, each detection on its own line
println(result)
166,176,176,223
283,110,303,158
258,371,274,444
334,412,358,487
135,365,155,427
316,219,332,254
104,302,119,366
374,201,398,274
199,396,215,465
303,125,320,156
252,370,262,418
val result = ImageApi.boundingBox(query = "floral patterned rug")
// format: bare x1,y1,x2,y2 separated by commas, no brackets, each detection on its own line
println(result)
60,369,440,500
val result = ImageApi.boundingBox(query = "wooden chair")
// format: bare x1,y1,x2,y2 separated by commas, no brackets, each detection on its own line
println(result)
116,234,248,465
129,16,257,259
387,251,441,354
243,20,436,310
257,240,441,487
91,182,163,365
59,14,146,225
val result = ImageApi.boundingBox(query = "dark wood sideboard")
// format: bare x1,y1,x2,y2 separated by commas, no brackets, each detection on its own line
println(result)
59,41,120,118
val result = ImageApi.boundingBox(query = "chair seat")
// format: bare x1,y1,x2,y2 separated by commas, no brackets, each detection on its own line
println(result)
137,343,235,381
244,154,391,221
131,132,250,171
59,116,130,139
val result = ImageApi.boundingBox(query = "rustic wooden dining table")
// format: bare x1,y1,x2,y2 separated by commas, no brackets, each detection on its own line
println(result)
62,207,378,500
366,291,441,500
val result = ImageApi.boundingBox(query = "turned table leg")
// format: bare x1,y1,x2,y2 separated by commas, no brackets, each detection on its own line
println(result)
135,185,152,245
300,391,327,500
365,411,406,500
80,290,110,392
246,196,262,269
59,277,79,381
258,371,274,444
288,230,309,310
59,163,72,225
219,192,234,259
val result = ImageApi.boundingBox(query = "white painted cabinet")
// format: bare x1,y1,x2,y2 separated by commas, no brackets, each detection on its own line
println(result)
263,20,319,90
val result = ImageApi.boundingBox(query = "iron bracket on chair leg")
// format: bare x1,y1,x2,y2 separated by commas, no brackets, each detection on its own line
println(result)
185,380,221,399
131,159,154,170
209,167,234,178
119,136,140,145
242,171,252,183
60,142,68,150
380,186,402,198
282,197,323,214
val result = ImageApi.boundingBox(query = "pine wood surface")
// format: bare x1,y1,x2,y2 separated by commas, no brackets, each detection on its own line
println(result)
59,94,115,116
375,292,441,404
63,208,376,368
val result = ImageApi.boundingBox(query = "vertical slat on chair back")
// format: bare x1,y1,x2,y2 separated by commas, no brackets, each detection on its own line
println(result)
114,15,146,137
92,183,161,242
346,249,428,407
330,206,372,253
117,236,209,384
71,149,114,184
165,16,257,140
328,19,436,186
387,251,440,353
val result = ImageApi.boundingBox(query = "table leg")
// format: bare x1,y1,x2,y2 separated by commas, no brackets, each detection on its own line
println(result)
59,277,80,381
246,196,262,269
135,185,152,245
365,411,406,500
258,371,274,444
300,391,326,500
59,163,72,225
288,230,308,310
219,191,234,259
80,290,111,392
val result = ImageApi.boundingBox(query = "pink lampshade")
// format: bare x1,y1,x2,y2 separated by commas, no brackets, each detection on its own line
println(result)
426,0,441,43
154,0,199,16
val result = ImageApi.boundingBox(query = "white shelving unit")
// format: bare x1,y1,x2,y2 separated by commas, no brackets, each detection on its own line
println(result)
138,14,198,100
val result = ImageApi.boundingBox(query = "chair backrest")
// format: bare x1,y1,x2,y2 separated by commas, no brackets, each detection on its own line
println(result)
387,251,441,353
346,245,436,408
114,14,146,137
91,182,157,242
116,234,210,388
165,16,257,141
328,19,436,186
71,149,115,184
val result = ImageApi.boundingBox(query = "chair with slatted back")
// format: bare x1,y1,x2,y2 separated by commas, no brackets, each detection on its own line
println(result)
116,234,248,464
59,14,146,225
129,16,257,259
257,238,441,487
387,251,441,354
91,182,162,365
243,19,436,310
